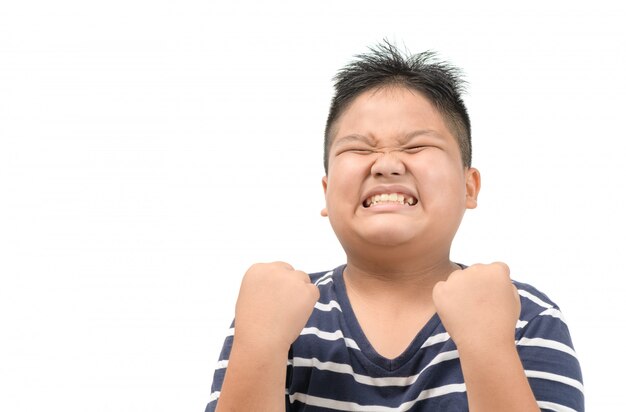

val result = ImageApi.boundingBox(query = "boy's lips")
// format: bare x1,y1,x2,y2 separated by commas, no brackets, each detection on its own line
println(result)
361,185,418,208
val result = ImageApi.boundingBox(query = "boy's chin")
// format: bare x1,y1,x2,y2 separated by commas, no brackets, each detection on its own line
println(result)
357,227,420,247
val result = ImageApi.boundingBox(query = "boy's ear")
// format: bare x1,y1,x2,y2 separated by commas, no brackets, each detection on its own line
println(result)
321,176,328,217
465,167,481,209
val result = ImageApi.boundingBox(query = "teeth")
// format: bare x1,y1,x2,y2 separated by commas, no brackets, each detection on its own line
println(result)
364,192,417,207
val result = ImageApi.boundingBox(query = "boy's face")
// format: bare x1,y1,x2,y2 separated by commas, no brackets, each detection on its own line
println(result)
322,86,480,260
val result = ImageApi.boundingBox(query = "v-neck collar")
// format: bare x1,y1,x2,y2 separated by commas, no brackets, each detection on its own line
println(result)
332,264,444,372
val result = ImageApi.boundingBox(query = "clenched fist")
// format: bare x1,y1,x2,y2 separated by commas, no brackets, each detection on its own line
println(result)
432,262,520,351
233,262,320,352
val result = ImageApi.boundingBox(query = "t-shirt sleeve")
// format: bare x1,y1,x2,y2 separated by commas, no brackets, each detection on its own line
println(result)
515,288,585,412
204,323,234,412
204,321,292,412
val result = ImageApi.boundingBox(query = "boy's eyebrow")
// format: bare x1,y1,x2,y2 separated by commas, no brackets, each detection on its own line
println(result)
399,129,444,144
334,129,443,147
333,134,378,146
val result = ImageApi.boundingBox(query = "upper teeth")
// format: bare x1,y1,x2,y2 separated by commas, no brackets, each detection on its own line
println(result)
364,193,417,207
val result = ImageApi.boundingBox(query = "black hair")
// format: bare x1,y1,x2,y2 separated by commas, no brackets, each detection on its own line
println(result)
323,40,472,174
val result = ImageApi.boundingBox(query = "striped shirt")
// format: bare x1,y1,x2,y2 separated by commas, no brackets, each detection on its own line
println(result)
206,264,584,411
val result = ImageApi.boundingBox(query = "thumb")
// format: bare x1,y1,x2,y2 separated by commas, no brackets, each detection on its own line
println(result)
307,282,320,298
432,280,446,302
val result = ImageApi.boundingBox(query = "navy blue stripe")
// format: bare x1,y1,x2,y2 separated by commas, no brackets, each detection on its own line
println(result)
205,265,584,412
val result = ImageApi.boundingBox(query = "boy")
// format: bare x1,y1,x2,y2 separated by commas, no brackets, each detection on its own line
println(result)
206,41,584,411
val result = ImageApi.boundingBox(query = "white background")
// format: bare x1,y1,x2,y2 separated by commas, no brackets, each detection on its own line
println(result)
1,1,624,410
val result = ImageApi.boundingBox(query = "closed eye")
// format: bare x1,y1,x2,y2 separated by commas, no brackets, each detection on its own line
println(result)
337,147,376,155
403,146,426,154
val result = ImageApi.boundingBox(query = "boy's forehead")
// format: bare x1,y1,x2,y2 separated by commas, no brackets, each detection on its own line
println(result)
329,86,449,145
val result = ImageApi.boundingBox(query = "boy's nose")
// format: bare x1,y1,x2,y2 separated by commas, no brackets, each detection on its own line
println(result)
370,151,406,177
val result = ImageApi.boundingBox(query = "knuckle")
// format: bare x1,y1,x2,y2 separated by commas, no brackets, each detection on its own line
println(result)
432,280,446,295
492,261,510,272
275,261,294,269
447,269,462,280
464,264,481,274
247,262,261,270
245,263,263,276
298,271,312,282
495,261,510,273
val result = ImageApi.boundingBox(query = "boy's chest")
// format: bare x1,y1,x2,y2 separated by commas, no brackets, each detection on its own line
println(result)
349,299,438,360
287,310,468,411
287,268,469,410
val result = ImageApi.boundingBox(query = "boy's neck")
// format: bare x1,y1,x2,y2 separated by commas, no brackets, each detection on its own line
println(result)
343,255,459,303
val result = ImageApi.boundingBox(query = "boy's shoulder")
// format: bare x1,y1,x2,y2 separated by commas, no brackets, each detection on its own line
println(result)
512,279,564,323
307,267,339,286
304,266,563,322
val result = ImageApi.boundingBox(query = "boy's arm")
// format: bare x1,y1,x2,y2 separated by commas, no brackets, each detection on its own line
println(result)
433,263,541,412
216,337,289,412
215,262,319,412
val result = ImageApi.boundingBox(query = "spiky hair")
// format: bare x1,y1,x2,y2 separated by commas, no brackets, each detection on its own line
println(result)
323,40,471,173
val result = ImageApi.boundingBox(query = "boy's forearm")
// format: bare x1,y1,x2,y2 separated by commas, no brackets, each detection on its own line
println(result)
457,342,540,412
216,338,288,412
216,262,319,412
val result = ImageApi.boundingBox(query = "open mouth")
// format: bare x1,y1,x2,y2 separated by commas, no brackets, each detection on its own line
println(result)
363,193,417,208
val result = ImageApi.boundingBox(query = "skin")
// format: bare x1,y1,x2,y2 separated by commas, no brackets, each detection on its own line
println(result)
217,262,319,412
217,86,540,411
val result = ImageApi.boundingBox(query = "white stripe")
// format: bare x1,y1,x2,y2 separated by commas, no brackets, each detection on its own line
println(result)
540,307,568,324
314,271,334,286
421,322,528,348
292,350,459,387
525,370,584,393
289,392,396,412
226,327,234,337
208,391,220,402
288,383,466,411
314,300,343,312
317,277,334,286
415,383,467,401
300,327,360,350
517,337,578,359
215,359,228,370
421,332,450,348
518,289,553,309
536,401,578,412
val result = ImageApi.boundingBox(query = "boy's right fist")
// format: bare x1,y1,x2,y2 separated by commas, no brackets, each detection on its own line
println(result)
233,262,320,352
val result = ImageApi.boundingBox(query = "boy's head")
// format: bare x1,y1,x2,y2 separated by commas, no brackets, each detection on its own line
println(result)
321,41,480,263
323,40,472,175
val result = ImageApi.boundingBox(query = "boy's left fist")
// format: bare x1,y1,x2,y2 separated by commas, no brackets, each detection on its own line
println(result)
432,262,520,351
